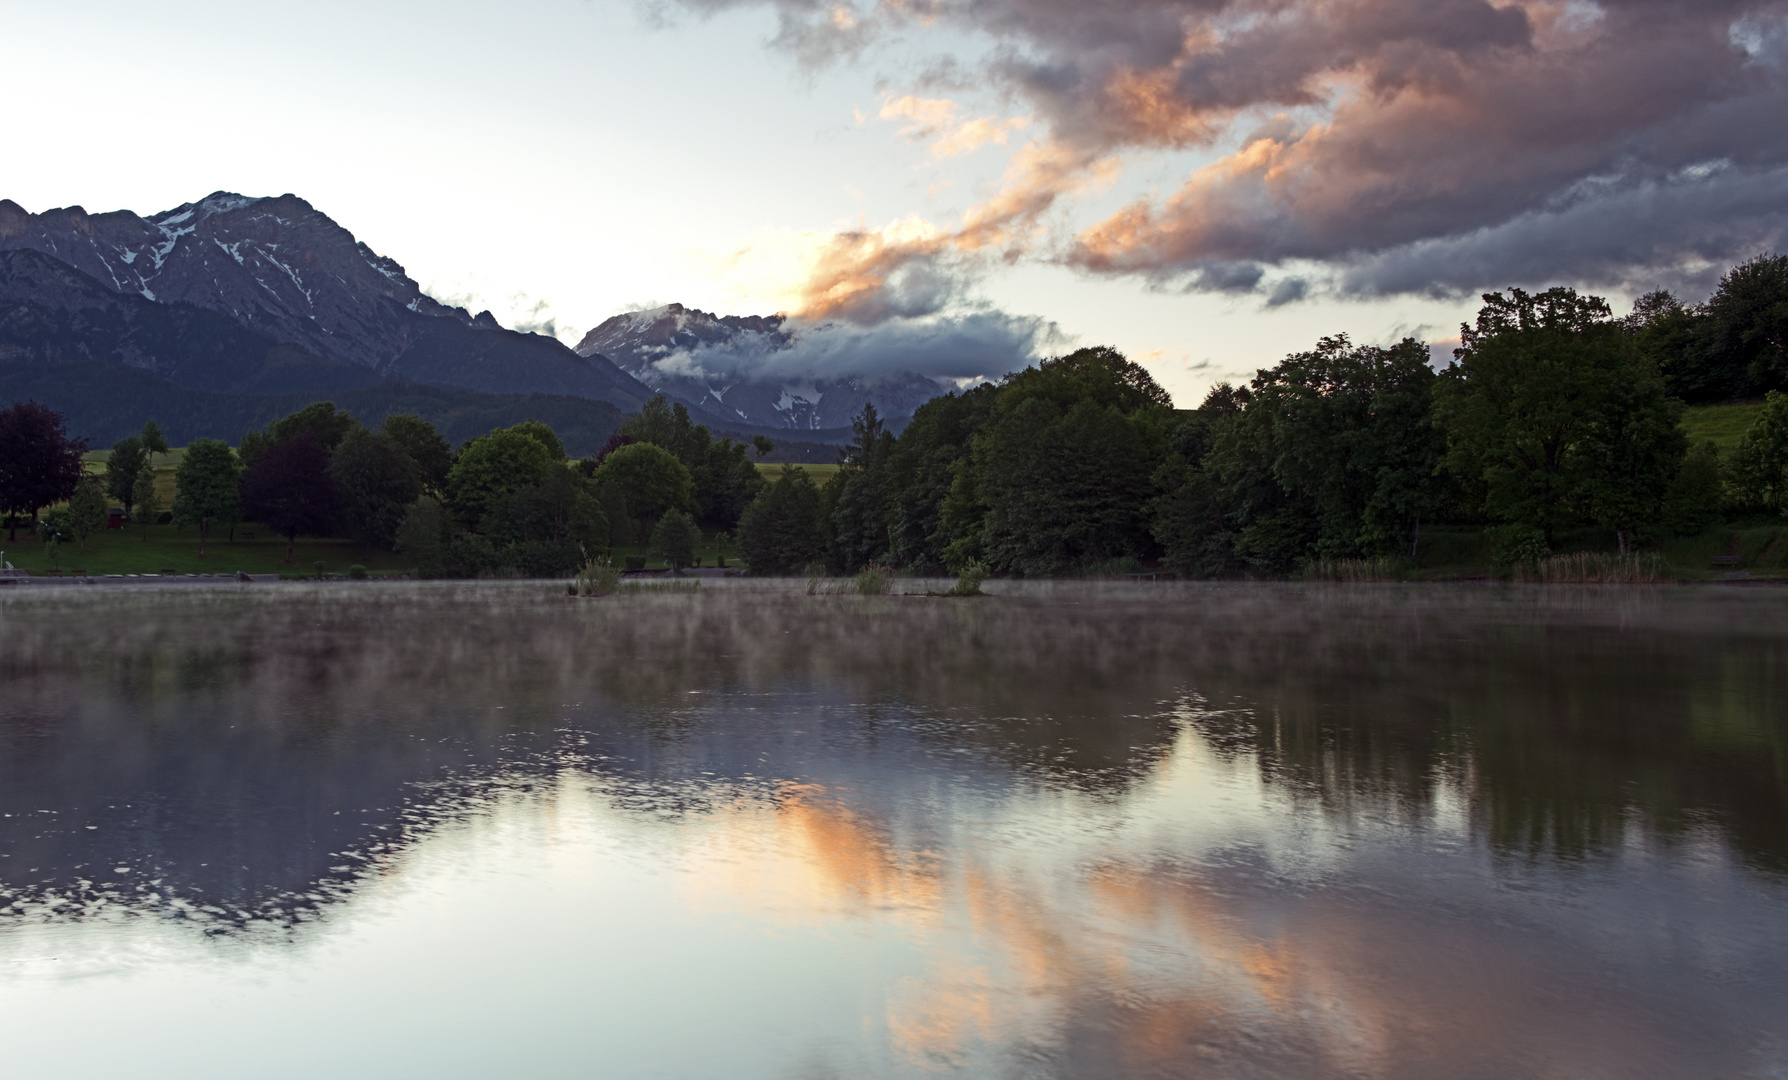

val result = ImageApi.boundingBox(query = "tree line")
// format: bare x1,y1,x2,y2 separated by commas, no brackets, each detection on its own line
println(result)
5,253,1785,578
731,262,1788,578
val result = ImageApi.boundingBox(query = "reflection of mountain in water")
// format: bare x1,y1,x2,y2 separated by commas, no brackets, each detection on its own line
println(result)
1,583,1785,932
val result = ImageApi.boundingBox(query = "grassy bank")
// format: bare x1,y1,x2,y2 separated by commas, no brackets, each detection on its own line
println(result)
3,522,747,578
1680,401,1766,451
2,523,411,577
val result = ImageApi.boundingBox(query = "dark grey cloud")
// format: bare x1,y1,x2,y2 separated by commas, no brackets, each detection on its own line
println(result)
657,0,1788,300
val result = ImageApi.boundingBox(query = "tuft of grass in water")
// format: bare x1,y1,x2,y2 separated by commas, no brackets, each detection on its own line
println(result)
1513,552,1669,583
571,558,623,597
1302,557,1411,582
856,564,893,595
946,559,989,596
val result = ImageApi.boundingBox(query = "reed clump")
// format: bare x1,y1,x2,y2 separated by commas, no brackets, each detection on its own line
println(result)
620,579,701,594
856,564,893,596
571,558,623,597
1303,557,1410,582
1513,552,1669,584
946,559,989,596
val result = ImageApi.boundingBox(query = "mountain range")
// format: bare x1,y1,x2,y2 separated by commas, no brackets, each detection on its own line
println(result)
575,304,943,431
0,191,949,448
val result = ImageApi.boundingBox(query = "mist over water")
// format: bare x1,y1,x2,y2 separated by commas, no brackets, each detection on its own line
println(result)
2,581,1786,1078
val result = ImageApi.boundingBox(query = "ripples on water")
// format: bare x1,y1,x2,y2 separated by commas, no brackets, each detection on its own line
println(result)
1,580,1785,1078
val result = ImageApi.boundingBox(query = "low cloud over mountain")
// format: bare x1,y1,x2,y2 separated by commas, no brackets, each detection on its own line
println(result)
576,304,1055,430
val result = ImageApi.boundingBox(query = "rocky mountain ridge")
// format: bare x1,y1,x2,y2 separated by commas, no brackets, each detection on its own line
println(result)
575,302,942,430
0,192,658,412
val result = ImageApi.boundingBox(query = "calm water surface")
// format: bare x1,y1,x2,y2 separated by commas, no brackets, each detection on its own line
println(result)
2,580,1786,1079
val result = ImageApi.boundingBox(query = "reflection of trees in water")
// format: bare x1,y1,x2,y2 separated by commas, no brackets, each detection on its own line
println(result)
1,582,1784,930
1159,589,1788,872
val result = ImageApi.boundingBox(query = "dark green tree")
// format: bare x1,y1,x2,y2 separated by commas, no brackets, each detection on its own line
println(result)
330,429,423,555
884,383,1000,573
1701,255,1788,398
131,468,160,539
1663,442,1726,535
1435,287,1681,545
591,442,693,551
1150,384,1247,577
508,418,567,461
500,466,608,552
380,414,453,501
139,420,169,467
737,466,823,575
826,403,896,573
171,438,242,557
971,347,1172,575
266,402,359,454
651,508,702,569
106,435,148,517
1215,336,1446,566
448,427,555,524
396,497,452,577
1728,390,1788,513
67,478,107,552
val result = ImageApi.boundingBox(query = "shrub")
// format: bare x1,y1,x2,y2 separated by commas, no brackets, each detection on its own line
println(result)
947,558,989,596
624,555,646,571
856,563,892,595
348,564,368,580
572,557,623,597
651,509,702,569
448,533,502,577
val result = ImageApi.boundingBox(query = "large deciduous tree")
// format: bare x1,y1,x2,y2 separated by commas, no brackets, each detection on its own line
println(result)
171,439,242,557
329,429,423,555
379,414,453,501
971,347,1172,576
448,425,556,524
1435,287,1683,547
1728,390,1788,514
241,431,336,563
591,441,693,551
106,435,148,516
0,400,88,541
737,466,823,575
67,478,107,551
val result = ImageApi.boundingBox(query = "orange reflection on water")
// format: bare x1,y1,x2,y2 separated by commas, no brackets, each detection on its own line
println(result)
678,782,942,926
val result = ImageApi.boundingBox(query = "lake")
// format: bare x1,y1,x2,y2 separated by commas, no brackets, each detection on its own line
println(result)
2,580,1785,1079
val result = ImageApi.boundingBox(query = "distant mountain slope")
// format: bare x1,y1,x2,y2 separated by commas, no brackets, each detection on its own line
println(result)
0,360,630,455
575,303,940,430
0,249,378,394
0,192,658,412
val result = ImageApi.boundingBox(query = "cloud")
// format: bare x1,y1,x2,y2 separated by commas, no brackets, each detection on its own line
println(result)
645,309,1064,386
783,139,1116,323
880,94,1029,158
663,0,1788,301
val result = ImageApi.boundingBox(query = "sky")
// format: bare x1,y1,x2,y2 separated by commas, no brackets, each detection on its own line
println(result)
5,0,1786,406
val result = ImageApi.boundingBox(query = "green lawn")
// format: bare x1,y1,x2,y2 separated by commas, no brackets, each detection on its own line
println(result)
1,523,413,577
1681,402,1765,451
756,462,841,484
